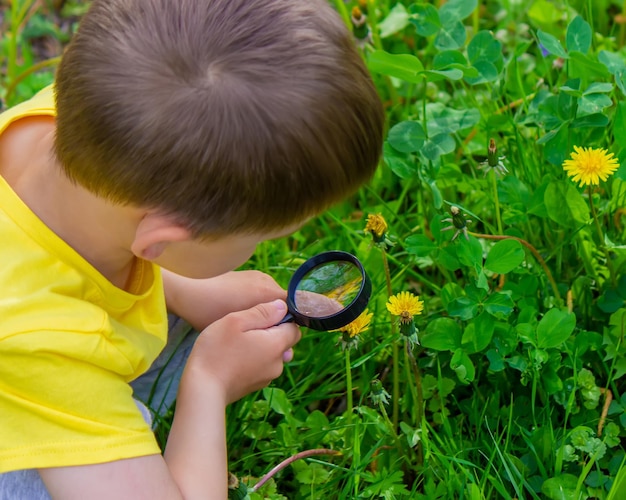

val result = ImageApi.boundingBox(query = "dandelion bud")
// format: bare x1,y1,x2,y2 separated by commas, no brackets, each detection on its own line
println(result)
369,379,391,405
479,139,508,177
450,206,468,230
487,138,498,167
399,318,416,337
351,6,369,40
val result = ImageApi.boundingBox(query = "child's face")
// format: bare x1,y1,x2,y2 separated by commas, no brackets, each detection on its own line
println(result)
151,223,303,279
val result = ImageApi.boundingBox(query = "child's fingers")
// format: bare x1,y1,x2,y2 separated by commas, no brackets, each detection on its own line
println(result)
230,299,289,331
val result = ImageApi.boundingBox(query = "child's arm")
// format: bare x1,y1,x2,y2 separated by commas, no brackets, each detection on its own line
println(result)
38,299,300,500
162,268,287,331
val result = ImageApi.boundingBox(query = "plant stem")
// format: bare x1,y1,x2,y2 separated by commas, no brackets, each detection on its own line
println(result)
377,402,406,462
470,232,562,303
405,341,424,466
345,349,353,433
380,248,399,430
588,186,617,288
490,169,503,235
4,56,61,104
250,449,342,493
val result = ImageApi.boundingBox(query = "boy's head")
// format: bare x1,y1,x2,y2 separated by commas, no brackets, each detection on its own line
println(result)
54,0,384,238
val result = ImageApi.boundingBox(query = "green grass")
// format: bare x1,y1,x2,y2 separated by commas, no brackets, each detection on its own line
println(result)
4,0,626,498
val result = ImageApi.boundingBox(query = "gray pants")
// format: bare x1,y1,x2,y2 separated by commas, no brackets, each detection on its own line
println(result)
0,315,197,500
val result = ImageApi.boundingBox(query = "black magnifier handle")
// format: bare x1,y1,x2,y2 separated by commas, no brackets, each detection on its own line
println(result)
277,312,294,325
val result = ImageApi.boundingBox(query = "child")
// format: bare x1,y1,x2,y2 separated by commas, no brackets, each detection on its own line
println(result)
0,0,384,498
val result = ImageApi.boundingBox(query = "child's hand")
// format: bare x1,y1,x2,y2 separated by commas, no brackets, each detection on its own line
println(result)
184,299,300,404
162,269,287,331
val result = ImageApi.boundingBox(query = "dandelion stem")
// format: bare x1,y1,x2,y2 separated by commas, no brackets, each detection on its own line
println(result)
588,186,617,288
381,248,399,430
470,232,562,304
405,341,424,466
345,349,353,434
490,169,503,235
377,402,407,462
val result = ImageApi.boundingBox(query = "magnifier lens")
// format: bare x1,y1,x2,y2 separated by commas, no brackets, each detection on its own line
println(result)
282,250,371,331
294,261,363,317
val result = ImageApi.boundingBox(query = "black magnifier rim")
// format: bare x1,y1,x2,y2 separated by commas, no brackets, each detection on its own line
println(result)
286,250,371,331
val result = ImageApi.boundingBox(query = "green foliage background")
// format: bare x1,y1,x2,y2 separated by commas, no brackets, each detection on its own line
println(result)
4,0,626,498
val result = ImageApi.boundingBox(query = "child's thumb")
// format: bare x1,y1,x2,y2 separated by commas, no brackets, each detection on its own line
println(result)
242,299,289,330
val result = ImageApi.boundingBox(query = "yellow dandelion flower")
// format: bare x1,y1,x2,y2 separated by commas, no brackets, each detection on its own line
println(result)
340,309,373,338
386,291,424,324
563,146,620,187
364,213,388,239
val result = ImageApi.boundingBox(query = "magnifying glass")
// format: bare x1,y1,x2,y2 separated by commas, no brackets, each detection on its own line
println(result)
278,251,371,331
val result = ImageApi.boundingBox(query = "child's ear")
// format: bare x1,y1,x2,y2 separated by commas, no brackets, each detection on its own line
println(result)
131,213,192,261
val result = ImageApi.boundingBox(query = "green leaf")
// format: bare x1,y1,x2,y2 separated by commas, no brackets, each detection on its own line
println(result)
292,461,331,486
619,72,626,98
569,52,611,80
539,124,569,166
421,133,456,162
613,102,626,146
570,113,610,128
583,82,614,94
439,245,461,271
378,3,410,39
440,282,465,310
577,93,613,117
537,30,568,59
599,50,626,75
421,317,462,351
408,3,441,37
405,234,436,256
536,309,576,348
467,30,502,67
263,387,293,415
542,366,563,394
545,181,590,227
450,348,475,384
527,0,561,28
484,239,525,274
484,292,515,319
517,323,537,346
433,50,468,69
598,289,626,313
435,21,466,51
383,142,417,179
448,296,479,320
439,0,477,24
425,104,481,135
566,16,591,54
486,349,505,371
387,121,426,153
465,60,499,85
462,312,495,353
542,474,579,500
423,68,464,81
367,50,424,83
455,236,483,268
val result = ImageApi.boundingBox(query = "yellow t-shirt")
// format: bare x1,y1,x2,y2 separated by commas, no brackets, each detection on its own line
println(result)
0,87,168,473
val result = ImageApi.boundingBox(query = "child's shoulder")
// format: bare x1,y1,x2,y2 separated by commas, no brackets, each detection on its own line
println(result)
0,86,56,184
0,86,56,131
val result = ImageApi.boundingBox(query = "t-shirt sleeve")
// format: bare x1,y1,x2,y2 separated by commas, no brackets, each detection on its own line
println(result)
0,330,161,473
